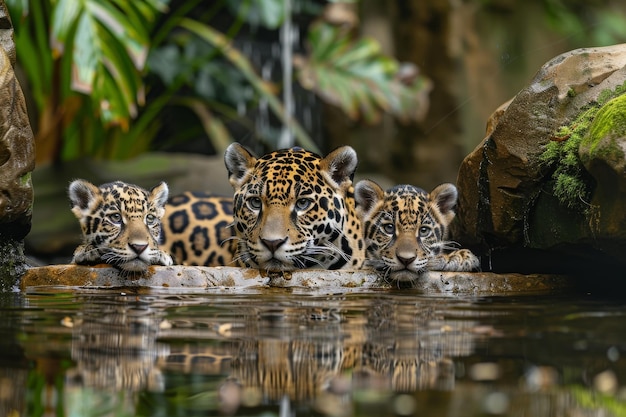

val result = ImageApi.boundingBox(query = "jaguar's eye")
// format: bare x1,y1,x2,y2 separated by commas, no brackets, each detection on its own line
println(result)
247,197,262,210
146,214,157,225
381,223,395,235
419,226,432,237
108,213,122,224
295,198,311,211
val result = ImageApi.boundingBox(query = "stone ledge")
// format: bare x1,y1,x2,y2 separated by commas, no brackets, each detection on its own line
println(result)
20,265,572,295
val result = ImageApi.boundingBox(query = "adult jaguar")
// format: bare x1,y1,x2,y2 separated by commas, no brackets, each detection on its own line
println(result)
354,179,479,284
68,179,174,273
161,191,235,266
224,142,365,272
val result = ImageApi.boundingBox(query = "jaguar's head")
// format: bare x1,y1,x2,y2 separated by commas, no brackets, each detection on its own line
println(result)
69,179,170,272
224,143,363,272
355,180,458,283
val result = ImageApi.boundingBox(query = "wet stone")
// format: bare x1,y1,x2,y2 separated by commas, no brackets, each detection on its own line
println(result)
20,265,572,296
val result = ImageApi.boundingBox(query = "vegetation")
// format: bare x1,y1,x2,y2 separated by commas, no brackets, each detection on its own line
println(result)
540,82,626,213
5,0,431,164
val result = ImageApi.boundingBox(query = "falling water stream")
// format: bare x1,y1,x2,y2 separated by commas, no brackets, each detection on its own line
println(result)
278,0,295,149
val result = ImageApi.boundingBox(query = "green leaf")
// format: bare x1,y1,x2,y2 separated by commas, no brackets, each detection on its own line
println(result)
50,0,162,126
71,12,97,92
85,1,149,69
226,0,285,30
296,21,432,124
50,0,82,56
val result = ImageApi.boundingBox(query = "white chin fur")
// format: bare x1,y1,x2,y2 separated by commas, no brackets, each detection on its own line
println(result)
116,259,149,272
389,270,424,282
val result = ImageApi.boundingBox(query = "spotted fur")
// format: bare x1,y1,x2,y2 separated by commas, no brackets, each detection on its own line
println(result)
224,142,365,272
354,180,479,284
161,191,235,266
68,179,173,273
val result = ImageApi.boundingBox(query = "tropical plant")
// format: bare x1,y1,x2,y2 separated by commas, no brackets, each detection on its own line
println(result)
6,0,432,164
294,20,431,125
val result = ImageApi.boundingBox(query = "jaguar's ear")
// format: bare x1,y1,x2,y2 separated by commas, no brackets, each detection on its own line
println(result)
68,179,101,214
224,142,257,189
150,182,169,209
354,179,385,218
320,146,358,187
430,183,458,217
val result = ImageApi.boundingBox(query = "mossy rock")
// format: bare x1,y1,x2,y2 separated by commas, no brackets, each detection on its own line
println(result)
578,93,626,244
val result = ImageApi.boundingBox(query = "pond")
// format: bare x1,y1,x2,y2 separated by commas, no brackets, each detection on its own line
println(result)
2,280,625,417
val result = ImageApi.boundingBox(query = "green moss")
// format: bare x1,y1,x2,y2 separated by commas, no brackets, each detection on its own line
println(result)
582,94,626,163
540,81,626,213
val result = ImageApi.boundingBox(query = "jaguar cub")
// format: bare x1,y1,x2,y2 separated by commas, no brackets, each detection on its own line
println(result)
354,180,479,283
224,142,365,272
68,179,174,273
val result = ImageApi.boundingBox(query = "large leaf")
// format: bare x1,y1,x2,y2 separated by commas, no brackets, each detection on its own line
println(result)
49,0,163,126
295,21,432,124
226,0,286,30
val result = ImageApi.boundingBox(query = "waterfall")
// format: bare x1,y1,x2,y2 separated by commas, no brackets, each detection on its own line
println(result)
278,0,295,149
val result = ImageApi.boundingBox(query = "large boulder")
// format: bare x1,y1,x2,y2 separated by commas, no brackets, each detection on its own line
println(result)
455,44,626,275
0,2,35,289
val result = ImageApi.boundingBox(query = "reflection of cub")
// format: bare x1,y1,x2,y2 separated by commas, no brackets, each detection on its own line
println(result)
68,179,173,273
67,305,168,393
355,180,480,284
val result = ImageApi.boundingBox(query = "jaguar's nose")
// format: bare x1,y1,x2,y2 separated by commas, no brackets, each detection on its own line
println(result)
396,253,416,266
261,237,287,253
129,243,148,255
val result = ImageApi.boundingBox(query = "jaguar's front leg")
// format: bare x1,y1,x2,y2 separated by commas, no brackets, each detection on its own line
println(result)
154,249,174,266
429,249,480,272
72,244,103,265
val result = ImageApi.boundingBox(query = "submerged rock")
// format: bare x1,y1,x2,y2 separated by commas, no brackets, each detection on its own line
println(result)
454,43,626,275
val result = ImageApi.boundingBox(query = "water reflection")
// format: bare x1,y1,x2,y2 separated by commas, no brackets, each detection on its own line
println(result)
68,297,169,392
7,287,626,416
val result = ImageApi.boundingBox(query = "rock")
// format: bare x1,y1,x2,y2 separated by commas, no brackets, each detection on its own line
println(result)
454,44,626,274
0,2,35,289
20,265,572,296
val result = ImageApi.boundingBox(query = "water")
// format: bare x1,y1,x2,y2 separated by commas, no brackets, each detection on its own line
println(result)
2,284,626,416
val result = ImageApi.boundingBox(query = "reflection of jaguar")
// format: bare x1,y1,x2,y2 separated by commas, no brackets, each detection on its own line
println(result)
155,301,477,403
223,143,366,272
61,297,477,409
355,180,480,283
67,302,168,392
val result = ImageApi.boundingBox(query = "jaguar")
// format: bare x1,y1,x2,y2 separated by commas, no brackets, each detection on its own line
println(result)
354,179,479,284
161,191,235,266
224,142,365,272
68,179,174,273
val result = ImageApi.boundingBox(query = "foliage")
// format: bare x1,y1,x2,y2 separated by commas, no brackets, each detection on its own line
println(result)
571,385,626,416
542,0,626,46
295,21,432,125
540,107,597,212
177,17,319,151
6,0,431,162
7,0,168,162
540,82,626,213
